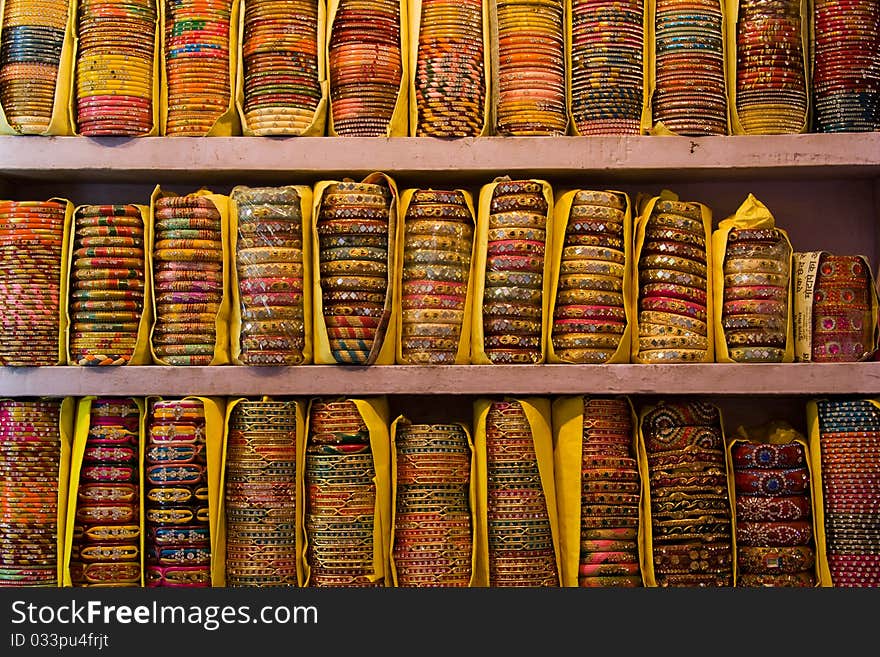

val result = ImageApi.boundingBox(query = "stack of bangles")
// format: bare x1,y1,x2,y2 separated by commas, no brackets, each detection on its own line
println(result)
635,198,710,363
485,399,559,586
399,189,474,365
817,399,880,586
70,398,141,587
305,398,381,587
721,227,792,362
578,396,643,587
482,180,549,364
232,185,307,366
152,194,224,365
225,399,297,587
0,399,62,587
145,399,211,588
811,255,874,362
392,422,472,586
732,440,817,587
317,180,392,365
69,204,146,366
412,0,486,137
0,199,66,366
551,190,628,364
0,0,69,134
642,400,733,587
327,0,402,136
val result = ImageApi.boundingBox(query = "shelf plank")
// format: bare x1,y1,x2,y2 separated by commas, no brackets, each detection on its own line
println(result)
0,134,878,184
2,363,880,397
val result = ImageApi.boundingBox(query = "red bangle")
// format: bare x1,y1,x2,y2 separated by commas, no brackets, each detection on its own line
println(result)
736,520,814,547
736,494,812,522
734,467,810,496
731,443,807,470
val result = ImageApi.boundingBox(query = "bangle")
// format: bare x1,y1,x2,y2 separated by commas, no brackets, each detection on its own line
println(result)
643,226,705,249
723,287,788,303
734,467,810,496
639,334,709,351
578,562,640,577
643,425,724,453
656,573,732,587
652,545,732,574
738,572,816,587
725,330,786,348
641,253,708,278
813,311,870,334
641,239,707,263
653,199,703,220
727,228,785,244
737,545,816,575
722,314,787,331
578,574,642,587
813,286,870,306
735,494,812,522
639,268,707,290
572,189,626,211
735,520,814,547
647,213,704,235
724,272,789,288
817,255,868,280
641,282,707,306
731,443,806,470
639,296,707,321
723,257,789,275
639,310,708,334
82,562,140,585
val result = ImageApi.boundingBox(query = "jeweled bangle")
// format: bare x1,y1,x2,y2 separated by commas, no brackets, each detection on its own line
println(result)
734,467,810,496
641,239,706,263
735,494,812,522
572,189,626,211
644,226,705,248
644,425,724,453
732,443,806,470
641,253,708,278
723,257,789,275
638,296,707,321
736,520,813,547
656,572,732,587
737,545,816,575
647,212,704,235
738,571,816,587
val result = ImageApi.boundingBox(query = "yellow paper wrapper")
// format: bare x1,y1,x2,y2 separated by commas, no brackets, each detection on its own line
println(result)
300,396,392,586
472,396,562,586
0,0,74,135
552,395,644,587
148,185,231,366
326,0,408,137
711,193,795,363
159,0,241,136
394,187,477,364
471,177,554,365
727,420,821,587
63,396,145,587
388,415,478,586
311,173,399,365
548,189,634,363
214,396,306,587
228,185,314,365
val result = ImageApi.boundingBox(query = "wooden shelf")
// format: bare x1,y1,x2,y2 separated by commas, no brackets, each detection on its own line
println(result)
1,363,879,397
0,133,877,185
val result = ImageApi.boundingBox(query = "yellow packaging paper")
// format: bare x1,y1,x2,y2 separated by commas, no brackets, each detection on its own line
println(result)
631,189,715,363
647,0,731,135
637,399,732,586
407,0,490,136
552,395,643,587
0,197,72,366
144,395,225,586
548,189,633,363
235,0,328,136
6,396,76,587
228,185,314,365
311,173,399,365
727,420,821,587
388,415,478,586
63,396,146,587
711,193,795,363
300,396,392,586
214,396,306,587
394,188,477,364
65,204,152,365
472,396,562,586
803,398,880,587
725,0,811,135
326,0,408,137
566,0,650,136
147,185,231,365
0,0,74,135
67,7,160,136
159,1,241,136
793,251,880,362
471,177,554,365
